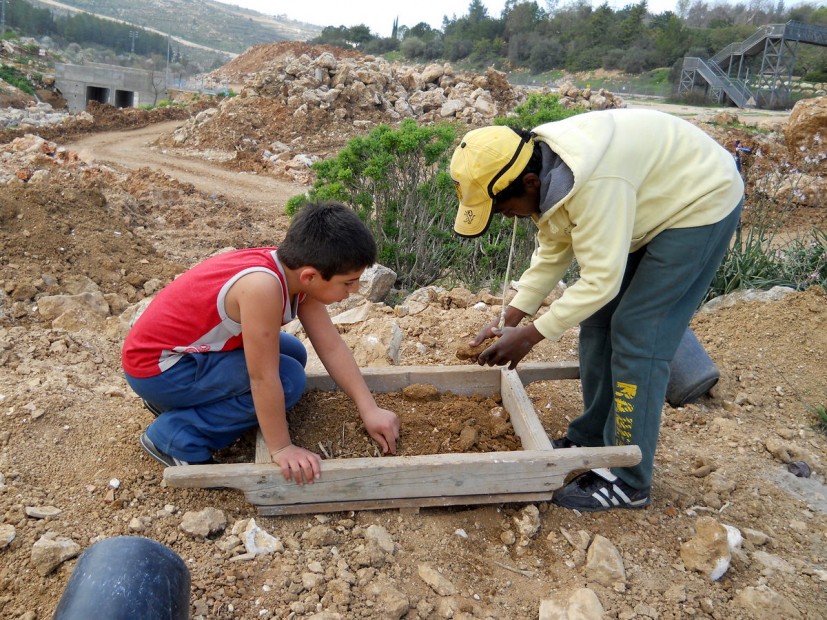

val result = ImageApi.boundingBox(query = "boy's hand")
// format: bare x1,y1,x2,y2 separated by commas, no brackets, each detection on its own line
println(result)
361,407,400,455
270,444,321,485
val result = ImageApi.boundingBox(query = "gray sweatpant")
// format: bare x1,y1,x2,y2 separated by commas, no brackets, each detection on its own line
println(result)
567,200,743,490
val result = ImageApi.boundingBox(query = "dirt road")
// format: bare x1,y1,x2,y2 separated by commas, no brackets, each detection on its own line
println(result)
68,120,299,208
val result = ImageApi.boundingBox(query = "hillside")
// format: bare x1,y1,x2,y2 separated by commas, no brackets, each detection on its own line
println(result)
29,0,321,54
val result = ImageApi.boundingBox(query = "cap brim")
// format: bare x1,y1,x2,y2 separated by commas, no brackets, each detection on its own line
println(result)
454,198,494,238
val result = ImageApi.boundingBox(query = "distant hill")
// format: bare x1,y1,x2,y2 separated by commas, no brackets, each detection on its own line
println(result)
29,0,322,55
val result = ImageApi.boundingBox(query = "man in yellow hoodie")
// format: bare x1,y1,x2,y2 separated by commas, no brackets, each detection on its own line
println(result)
451,109,743,512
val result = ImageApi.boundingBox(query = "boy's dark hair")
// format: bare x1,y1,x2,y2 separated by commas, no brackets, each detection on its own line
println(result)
278,202,377,280
493,128,543,205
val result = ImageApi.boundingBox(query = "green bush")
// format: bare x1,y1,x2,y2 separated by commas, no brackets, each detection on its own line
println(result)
0,65,35,96
706,190,827,301
139,100,185,110
493,92,584,129
815,404,827,436
802,70,827,83
287,119,536,291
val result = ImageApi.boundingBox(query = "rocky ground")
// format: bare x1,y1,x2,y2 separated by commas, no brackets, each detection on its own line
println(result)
0,43,825,620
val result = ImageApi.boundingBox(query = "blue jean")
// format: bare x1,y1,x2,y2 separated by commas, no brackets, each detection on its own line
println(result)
568,200,742,489
125,332,307,462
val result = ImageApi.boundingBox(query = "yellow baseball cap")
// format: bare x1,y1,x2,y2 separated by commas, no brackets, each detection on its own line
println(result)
450,126,535,238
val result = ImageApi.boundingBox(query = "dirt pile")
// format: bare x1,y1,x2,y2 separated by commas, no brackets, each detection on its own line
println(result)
210,42,366,85
164,42,535,182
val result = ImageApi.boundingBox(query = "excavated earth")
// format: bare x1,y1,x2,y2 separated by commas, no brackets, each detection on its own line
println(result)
0,43,825,620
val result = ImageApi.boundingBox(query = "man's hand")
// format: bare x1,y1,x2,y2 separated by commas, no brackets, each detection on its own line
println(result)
270,444,322,485
360,406,400,454
469,317,501,347
477,324,544,370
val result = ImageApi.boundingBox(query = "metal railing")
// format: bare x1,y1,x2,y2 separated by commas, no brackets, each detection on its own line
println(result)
682,57,754,108
683,20,827,109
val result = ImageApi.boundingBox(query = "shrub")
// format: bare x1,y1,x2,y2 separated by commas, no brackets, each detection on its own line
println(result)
0,65,35,96
802,70,827,83
286,119,536,291
705,168,827,301
493,92,584,129
815,404,827,437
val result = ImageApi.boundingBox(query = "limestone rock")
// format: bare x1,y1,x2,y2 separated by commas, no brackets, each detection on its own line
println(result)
513,504,541,540
585,534,625,586
539,588,604,620
36,291,110,329
366,580,410,620
733,585,801,619
359,264,397,302
418,563,457,596
680,516,732,580
25,505,62,519
785,95,826,171
241,518,283,555
0,523,15,549
302,524,339,547
30,534,81,576
365,524,396,554
179,507,227,538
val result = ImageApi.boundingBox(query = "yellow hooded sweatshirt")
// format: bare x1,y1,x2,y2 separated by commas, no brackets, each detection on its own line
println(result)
509,108,744,342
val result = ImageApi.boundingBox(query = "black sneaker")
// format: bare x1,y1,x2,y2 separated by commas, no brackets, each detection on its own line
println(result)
552,468,650,512
140,432,217,467
142,399,165,417
552,436,580,449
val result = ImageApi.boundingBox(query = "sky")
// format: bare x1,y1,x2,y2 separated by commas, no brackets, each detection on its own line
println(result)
222,0,684,38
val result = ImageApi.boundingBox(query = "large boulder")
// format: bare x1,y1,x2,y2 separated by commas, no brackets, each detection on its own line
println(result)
785,95,827,172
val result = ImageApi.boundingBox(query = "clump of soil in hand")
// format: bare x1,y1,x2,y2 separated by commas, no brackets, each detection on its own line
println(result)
455,337,496,362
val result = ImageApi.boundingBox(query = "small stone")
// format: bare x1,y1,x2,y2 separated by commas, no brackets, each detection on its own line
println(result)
31,535,81,576
365,524,396,553
585,535,626,586
242,518,283,555
180,507,227,538
787,461,811,477
680,516,731,581
0,523,15,549
25,505,62,519
418,563,457,596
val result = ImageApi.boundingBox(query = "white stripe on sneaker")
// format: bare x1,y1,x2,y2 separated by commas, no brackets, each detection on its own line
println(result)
590,473,642,507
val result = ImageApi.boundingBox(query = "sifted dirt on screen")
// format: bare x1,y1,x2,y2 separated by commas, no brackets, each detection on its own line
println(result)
286,386,522,458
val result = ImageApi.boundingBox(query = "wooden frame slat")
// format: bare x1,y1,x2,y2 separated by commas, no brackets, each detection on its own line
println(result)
163,362,644,516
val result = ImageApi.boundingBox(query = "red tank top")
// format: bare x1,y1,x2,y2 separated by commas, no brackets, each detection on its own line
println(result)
122,248,302,378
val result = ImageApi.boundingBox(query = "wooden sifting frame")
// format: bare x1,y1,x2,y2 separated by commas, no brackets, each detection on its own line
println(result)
164,362,641,515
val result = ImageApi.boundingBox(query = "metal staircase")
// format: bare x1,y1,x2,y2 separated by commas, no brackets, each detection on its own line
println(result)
679,20,827,109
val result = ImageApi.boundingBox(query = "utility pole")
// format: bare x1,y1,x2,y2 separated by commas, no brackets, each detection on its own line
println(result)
129,30,138,54
165,35,171,86
1,0,6,41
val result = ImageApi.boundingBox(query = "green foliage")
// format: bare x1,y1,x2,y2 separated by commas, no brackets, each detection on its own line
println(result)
815,404,827,436
286,120,535,291
493,93,584,129
138,100,186,110
0,64,35,95
298,1,824,80
706,198,827,302
6,0,170,58
803,69,827,82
